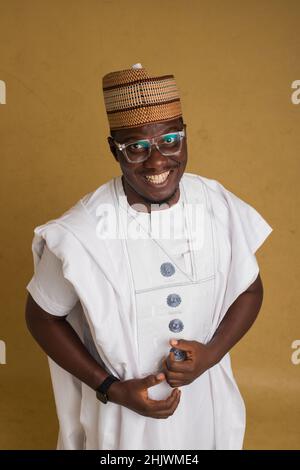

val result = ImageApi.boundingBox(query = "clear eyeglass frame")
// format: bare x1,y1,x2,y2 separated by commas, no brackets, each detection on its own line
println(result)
111,126,186,163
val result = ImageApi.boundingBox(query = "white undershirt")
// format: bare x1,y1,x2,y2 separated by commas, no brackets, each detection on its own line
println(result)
116,177,192,275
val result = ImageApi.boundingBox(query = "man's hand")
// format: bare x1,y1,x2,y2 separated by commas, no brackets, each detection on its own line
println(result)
161,339,217,388
108,373,181,419
161,274,264,388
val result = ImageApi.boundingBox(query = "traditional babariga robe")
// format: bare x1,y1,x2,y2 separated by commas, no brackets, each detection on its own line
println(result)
27,172,272,450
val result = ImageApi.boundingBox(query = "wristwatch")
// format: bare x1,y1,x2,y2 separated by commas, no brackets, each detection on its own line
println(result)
96,375,120,404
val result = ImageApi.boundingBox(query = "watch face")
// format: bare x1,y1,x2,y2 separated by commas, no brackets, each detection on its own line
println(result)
96,390,108,404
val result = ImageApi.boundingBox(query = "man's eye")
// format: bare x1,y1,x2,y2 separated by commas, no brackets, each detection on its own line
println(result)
163,133,179,143
128,141,149,151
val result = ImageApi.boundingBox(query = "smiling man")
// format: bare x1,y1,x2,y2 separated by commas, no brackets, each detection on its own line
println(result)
25,63,273,450
108,116,187,209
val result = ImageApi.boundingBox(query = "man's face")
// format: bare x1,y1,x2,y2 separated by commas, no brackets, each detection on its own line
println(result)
107,117,187,206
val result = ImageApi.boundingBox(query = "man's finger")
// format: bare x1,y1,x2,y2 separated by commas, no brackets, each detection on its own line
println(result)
167,381,185,388
150,389,181,418
147,387,179,412
164,369,185,381
166,355,193,372
169,338,195,351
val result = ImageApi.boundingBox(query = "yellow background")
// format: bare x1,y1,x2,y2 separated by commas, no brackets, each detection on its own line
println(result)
0,0,299,449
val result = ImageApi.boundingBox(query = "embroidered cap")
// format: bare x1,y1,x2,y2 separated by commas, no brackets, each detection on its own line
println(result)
102,63,183,131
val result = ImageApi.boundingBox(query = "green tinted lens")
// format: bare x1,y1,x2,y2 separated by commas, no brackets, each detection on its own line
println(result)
126,140,150,161
125,131,182,162
158,132,181,154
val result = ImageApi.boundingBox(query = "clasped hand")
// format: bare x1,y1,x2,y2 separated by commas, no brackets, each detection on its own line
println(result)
161,338,217,387
107,338,218,419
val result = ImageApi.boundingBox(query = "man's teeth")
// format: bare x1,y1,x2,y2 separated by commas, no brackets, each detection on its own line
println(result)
145,171,170,184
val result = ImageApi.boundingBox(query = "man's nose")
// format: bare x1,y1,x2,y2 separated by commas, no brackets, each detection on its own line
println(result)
143,144,168,168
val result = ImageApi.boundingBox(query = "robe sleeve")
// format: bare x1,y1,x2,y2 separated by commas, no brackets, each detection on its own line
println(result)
223,183,272,312
203,177,273,319
26,241,79,316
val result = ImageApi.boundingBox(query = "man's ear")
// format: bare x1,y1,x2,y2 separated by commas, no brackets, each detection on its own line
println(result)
107,136,119,162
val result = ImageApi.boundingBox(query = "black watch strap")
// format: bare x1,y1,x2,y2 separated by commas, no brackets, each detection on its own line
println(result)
96,375,120,395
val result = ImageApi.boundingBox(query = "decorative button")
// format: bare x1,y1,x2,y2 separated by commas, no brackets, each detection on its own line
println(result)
169,318,184,333
160,262,175,277
167,293,181,307
170,347,186,361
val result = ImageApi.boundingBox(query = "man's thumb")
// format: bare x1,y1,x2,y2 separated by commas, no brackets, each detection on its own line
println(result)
144,372,165,388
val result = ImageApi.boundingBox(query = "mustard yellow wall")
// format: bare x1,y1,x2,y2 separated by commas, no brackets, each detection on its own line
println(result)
0,0,299,449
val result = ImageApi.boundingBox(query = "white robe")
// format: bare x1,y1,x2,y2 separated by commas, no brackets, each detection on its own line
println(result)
27,172,273,450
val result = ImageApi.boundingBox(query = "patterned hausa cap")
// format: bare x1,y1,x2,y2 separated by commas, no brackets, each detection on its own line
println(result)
102,63,183,131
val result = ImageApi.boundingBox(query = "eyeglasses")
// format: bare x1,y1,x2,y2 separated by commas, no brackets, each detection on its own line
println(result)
111,127,186,163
